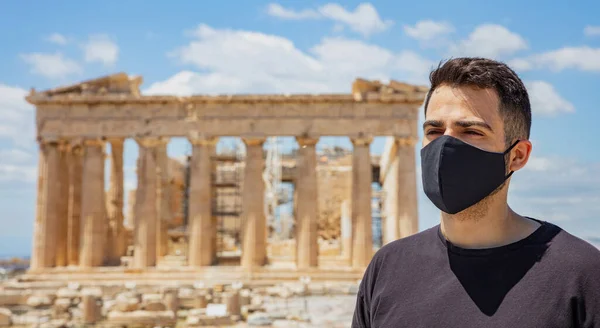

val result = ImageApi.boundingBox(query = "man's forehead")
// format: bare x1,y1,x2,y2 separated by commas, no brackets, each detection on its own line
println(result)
426,85,501,125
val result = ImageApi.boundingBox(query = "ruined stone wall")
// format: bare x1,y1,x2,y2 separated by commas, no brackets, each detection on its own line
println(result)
168,158,186,228
124,154,354,244
316,160,351,240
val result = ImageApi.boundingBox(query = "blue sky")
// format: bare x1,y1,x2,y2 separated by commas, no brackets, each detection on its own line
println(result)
0,1,599,257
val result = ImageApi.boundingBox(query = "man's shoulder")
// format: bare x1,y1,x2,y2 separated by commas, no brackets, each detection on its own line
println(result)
548,224,600,269
551,224,600,261
372,225,440,262
359,226,441,296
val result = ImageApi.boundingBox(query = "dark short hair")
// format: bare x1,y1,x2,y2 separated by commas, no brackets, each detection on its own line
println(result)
423,57,531,146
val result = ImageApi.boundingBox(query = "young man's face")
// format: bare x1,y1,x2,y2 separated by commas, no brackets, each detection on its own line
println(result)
422,84,507,153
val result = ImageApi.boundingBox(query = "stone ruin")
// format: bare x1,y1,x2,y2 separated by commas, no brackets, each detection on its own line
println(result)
0,279,359,327
0,74,427,326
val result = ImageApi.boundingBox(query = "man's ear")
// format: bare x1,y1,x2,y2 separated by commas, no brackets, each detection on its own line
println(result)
509,140,532,172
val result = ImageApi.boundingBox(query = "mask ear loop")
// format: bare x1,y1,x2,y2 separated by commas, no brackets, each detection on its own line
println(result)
503,140,520,179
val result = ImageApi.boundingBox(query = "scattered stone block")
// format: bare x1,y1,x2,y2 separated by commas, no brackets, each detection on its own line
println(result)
102,299,116,315
54,298,71,311
27,295,53,308
239,289,252,306
81,287,102,298
39,318,68,328
186,313,234,327
106,310,176,327
0,308,12,327
115,292,140,312
67,282,80,291
193,292,208,309
163,289,179,312
223,291,240,316
247,312,273,326
241,304,266,320
56,288,79,299
0,290,30,306
12,313,50,325
81,294,100,324
142,301,166,311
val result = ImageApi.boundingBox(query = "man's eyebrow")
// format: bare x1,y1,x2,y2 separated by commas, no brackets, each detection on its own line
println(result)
422,120,444,130
453,120,494,132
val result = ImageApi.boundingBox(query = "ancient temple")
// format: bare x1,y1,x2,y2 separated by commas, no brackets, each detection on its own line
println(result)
24,73,426,283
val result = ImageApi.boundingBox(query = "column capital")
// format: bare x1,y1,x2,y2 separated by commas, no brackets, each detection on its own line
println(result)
242,137,266,147
350,136,373,147
135,137,166,148
189,136,218,146
57,139,71,152
38,136,60,146
82,138,105,147
106,138,125,146
156,137,170,146
296,137,319,147
71,144,85,157
395,137,418,147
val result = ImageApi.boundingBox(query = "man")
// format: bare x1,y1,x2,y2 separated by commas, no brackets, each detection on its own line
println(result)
352,57,600,328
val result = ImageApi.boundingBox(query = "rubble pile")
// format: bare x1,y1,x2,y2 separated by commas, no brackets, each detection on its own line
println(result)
0,280,359,327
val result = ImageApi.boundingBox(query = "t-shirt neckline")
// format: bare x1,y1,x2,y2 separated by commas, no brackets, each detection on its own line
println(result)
436,217,553,257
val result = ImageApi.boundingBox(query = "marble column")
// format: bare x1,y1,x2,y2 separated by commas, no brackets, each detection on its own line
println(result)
295,137,319,269
79,139,107,268
188,136,218,267
133,138,160,268
67,143,83,266
395,137,419,238
340,200,352,259
31,139,60,270
106,138,126,265
240,137,266,270
351,136,373,269
156,138,171,259
55,140,70,267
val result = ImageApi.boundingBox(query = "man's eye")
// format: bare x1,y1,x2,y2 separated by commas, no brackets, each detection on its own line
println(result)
465,130,483,136
426,130,441,135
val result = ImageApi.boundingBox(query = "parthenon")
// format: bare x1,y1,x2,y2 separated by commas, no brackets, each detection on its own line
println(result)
24,73,426,283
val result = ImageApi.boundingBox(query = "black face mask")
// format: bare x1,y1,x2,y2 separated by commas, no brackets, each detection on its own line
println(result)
420,135,519,214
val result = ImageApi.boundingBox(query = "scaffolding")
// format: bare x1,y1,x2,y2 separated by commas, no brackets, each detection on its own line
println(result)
213,139,244,258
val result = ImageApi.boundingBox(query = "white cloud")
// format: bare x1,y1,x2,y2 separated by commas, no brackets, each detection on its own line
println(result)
0,164,36,183
449,24,527,58
584,25,600,37
506,58,533,71
150,24,432,95
510,156,600,226
145,71,251,96
0,84,37,184
266,2,393,37
404,20,454,41
394,51,435,80
45,33,68,45
523,156,554,172
310,37,395,77
0,149,33,163
0,84,35,146
83,34,119,66
266,3,319,20
20,52,82,79
319,3,393,37
515,47,600,72
526,81,575,117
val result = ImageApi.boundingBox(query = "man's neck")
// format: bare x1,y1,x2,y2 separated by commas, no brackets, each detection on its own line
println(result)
440,201,540,249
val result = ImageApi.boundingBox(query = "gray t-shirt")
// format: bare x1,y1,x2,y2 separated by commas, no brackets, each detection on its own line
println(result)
352,219,600,328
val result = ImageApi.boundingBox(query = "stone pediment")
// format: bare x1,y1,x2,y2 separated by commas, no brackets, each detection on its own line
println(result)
30,72,143,97
351,78,429,101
